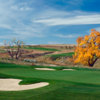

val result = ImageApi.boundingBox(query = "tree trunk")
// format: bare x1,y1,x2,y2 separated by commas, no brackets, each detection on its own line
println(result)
7,50,14,60
88,58,98,67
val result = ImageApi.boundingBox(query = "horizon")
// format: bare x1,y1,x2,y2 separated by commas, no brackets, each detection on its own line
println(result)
0,0,100,45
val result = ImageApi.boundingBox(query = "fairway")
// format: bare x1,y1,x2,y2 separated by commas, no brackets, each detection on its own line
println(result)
0,62,100,100
48,52,74,60
24,46,59,51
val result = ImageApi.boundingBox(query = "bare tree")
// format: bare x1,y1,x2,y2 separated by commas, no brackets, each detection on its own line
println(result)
4,39,24,60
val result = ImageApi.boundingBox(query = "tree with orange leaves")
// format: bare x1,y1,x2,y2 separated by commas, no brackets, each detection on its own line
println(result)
73,29,100,67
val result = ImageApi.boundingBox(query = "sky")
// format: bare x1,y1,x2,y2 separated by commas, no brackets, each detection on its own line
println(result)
0,0,100,45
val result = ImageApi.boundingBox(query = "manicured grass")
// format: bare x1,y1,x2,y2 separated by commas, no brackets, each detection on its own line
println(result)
0,62,100,100
48,52,74,60
24,46,59,51
33,65,100,71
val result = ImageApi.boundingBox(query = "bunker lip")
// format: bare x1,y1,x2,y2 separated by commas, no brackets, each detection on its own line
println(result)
35,68,55,71
0,79,49,91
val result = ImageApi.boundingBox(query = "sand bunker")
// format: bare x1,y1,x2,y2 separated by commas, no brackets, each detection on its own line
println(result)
35,68,55,71
0,79,49,91
63,69,74,71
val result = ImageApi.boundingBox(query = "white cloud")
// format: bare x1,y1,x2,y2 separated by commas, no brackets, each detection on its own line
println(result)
0,0,100,43
0,0,46,40
0,24,11,29
12,24,46,38
55,34,78,38
34,14,100,26
11,5,31,11
35,9,70,19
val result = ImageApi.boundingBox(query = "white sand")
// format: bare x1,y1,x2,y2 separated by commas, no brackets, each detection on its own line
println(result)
35,68,55,71
63,69,74,71
0,79,49,91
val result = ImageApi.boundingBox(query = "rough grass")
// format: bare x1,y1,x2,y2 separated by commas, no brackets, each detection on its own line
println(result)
0,62,100,100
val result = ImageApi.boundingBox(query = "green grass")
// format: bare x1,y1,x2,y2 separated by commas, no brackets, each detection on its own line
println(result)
24,46,59,51
0,49,7,53
0,62,100,100
48,52,74,60
33,65,100,71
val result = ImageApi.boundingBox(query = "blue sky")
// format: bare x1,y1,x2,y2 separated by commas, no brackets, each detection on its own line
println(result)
0,0,100,45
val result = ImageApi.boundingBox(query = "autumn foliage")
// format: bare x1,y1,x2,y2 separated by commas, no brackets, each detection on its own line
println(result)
73,29,100,67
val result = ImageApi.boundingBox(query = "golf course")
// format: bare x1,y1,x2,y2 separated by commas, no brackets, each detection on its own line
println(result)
0,62,100,100
0,0,100,99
